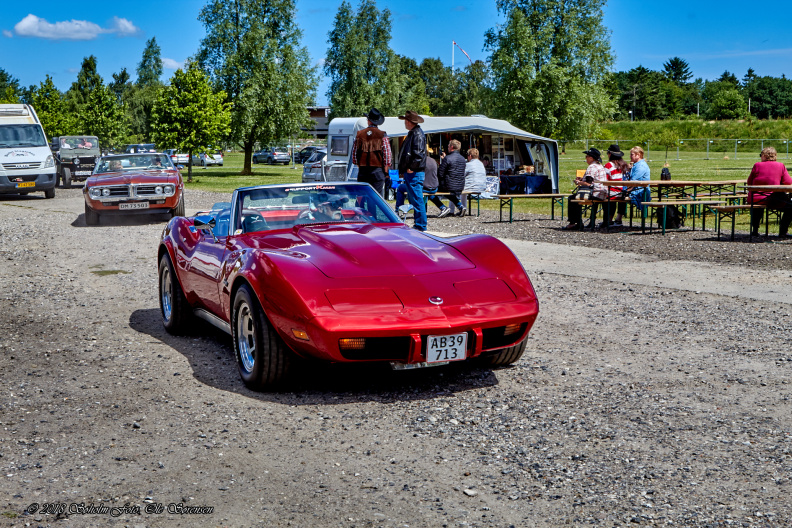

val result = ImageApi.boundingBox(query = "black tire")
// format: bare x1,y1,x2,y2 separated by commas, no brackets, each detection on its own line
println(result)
477,338,527,367
232,284,292,390
84,203,100,225
158,254,193,335
252,156,258,164
62,167,72,188
171,195,186,217
44,187,55,199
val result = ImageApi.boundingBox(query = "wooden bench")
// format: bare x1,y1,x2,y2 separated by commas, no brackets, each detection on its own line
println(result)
569,197,638,231
496,193,566,223
643,200,725,235
710,204,771,241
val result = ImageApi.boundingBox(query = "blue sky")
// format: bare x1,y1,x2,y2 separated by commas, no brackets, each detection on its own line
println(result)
2,0,791,105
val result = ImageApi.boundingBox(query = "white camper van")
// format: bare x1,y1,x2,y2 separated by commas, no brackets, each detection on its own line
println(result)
305,115,560,193
0,104,56,199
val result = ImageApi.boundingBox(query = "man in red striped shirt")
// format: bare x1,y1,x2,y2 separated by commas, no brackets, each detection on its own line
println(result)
603,144,629,226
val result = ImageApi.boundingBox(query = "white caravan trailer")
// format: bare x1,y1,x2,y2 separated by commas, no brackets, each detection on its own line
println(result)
306,115,560,193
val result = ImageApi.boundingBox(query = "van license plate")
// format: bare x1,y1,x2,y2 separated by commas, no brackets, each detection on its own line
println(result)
119,202,149,210
426,333,467,363
16,182,35,188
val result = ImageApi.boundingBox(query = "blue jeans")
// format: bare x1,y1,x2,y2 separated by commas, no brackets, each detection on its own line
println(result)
404,171,426,230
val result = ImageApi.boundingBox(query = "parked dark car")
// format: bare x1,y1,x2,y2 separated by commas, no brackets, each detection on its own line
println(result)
295,146,319,164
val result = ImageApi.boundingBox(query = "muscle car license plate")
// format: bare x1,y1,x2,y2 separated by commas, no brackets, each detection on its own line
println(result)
16,182,35,188
426,333,467,363
119,202,149,210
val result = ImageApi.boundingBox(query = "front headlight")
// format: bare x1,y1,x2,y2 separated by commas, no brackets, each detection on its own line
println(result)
155,185,163,194
89,188,102,198
102,188,110,197
43,155,54,168
163,185,174,194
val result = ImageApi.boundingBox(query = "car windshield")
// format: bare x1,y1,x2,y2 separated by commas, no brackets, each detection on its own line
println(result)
0,124,47,148
60,136,99,150
95,154,174,173
273,148,287,153
232,183,400,233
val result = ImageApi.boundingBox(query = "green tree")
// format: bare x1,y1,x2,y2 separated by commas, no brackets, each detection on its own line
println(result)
29,75,77,138
418,58,456,115
110,68,132,102
703,82,747,119
324,0,402,119
82,85,128,149
137,37,163,86
0,68,20,103
451,60,493,117
66,56,103,111
197,0,316,174
151,65,231,181
486,5,614,139
663,57,692,86
124,84,162,142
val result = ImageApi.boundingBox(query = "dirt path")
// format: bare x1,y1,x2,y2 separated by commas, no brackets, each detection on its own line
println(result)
1,188,790,527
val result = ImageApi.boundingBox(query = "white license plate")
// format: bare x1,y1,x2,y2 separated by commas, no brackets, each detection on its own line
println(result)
119,202,149,210
74,171,91,175
426,333,467,363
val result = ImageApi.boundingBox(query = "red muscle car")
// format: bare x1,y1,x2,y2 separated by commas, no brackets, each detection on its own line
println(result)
83,153,185,225
157,183,539,390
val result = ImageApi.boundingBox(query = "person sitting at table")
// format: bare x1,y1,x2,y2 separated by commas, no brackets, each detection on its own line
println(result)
461,148,487,211
747,146,792,237
563,148,609,230
626,146,651,212
603,144,630,226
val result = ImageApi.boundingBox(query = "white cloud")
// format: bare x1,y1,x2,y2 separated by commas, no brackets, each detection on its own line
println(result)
109,16,139,37
162,58,184,70
315,58,326,68
13,14,140,41
2,30,12,38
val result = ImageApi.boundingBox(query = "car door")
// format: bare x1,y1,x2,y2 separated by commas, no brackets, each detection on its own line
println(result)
181,211,231,317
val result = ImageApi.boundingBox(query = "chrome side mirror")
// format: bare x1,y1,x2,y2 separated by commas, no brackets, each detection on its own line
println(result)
194,215,217,242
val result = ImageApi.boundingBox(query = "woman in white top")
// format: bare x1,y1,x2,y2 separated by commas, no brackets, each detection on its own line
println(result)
461,148,487,213
463,148,487,191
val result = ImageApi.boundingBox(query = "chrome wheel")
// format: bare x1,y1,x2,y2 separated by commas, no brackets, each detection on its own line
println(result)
236,301,256,373
160,264,173,322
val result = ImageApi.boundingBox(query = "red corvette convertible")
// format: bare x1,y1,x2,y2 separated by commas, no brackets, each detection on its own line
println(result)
83,153,185,225
158,183,539,390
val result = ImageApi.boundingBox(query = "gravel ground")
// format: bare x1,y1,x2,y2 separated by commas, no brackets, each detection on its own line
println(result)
1,187,791,527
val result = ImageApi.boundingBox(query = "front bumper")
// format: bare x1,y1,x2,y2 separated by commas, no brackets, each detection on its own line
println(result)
0,172,56,194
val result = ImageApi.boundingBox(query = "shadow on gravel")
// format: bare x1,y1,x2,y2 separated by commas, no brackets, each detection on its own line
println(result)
71,212,173,228
130,308,500,405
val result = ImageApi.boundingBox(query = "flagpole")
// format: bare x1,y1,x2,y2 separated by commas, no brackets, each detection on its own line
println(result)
451,40,454,71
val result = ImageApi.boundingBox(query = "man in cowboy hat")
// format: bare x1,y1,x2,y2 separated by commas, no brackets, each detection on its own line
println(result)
352,108,392,198
397,110,428,231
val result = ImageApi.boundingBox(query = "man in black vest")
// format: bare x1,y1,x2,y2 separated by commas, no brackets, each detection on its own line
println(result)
352,108,391,198
397,110,428,231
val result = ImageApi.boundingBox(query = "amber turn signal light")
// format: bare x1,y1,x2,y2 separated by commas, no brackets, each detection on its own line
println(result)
291,329,310,341
338,338,366,350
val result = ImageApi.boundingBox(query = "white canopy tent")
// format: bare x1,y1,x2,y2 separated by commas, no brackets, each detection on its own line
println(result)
332,115,560,192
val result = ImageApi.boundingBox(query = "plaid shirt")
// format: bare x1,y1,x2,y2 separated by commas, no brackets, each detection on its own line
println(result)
352,126,392,168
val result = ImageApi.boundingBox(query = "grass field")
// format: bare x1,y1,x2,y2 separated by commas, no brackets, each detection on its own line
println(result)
186,151,782,233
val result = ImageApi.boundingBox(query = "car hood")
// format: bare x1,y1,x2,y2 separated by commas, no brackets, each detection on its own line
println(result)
87,170,179,186
251,224,476,278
